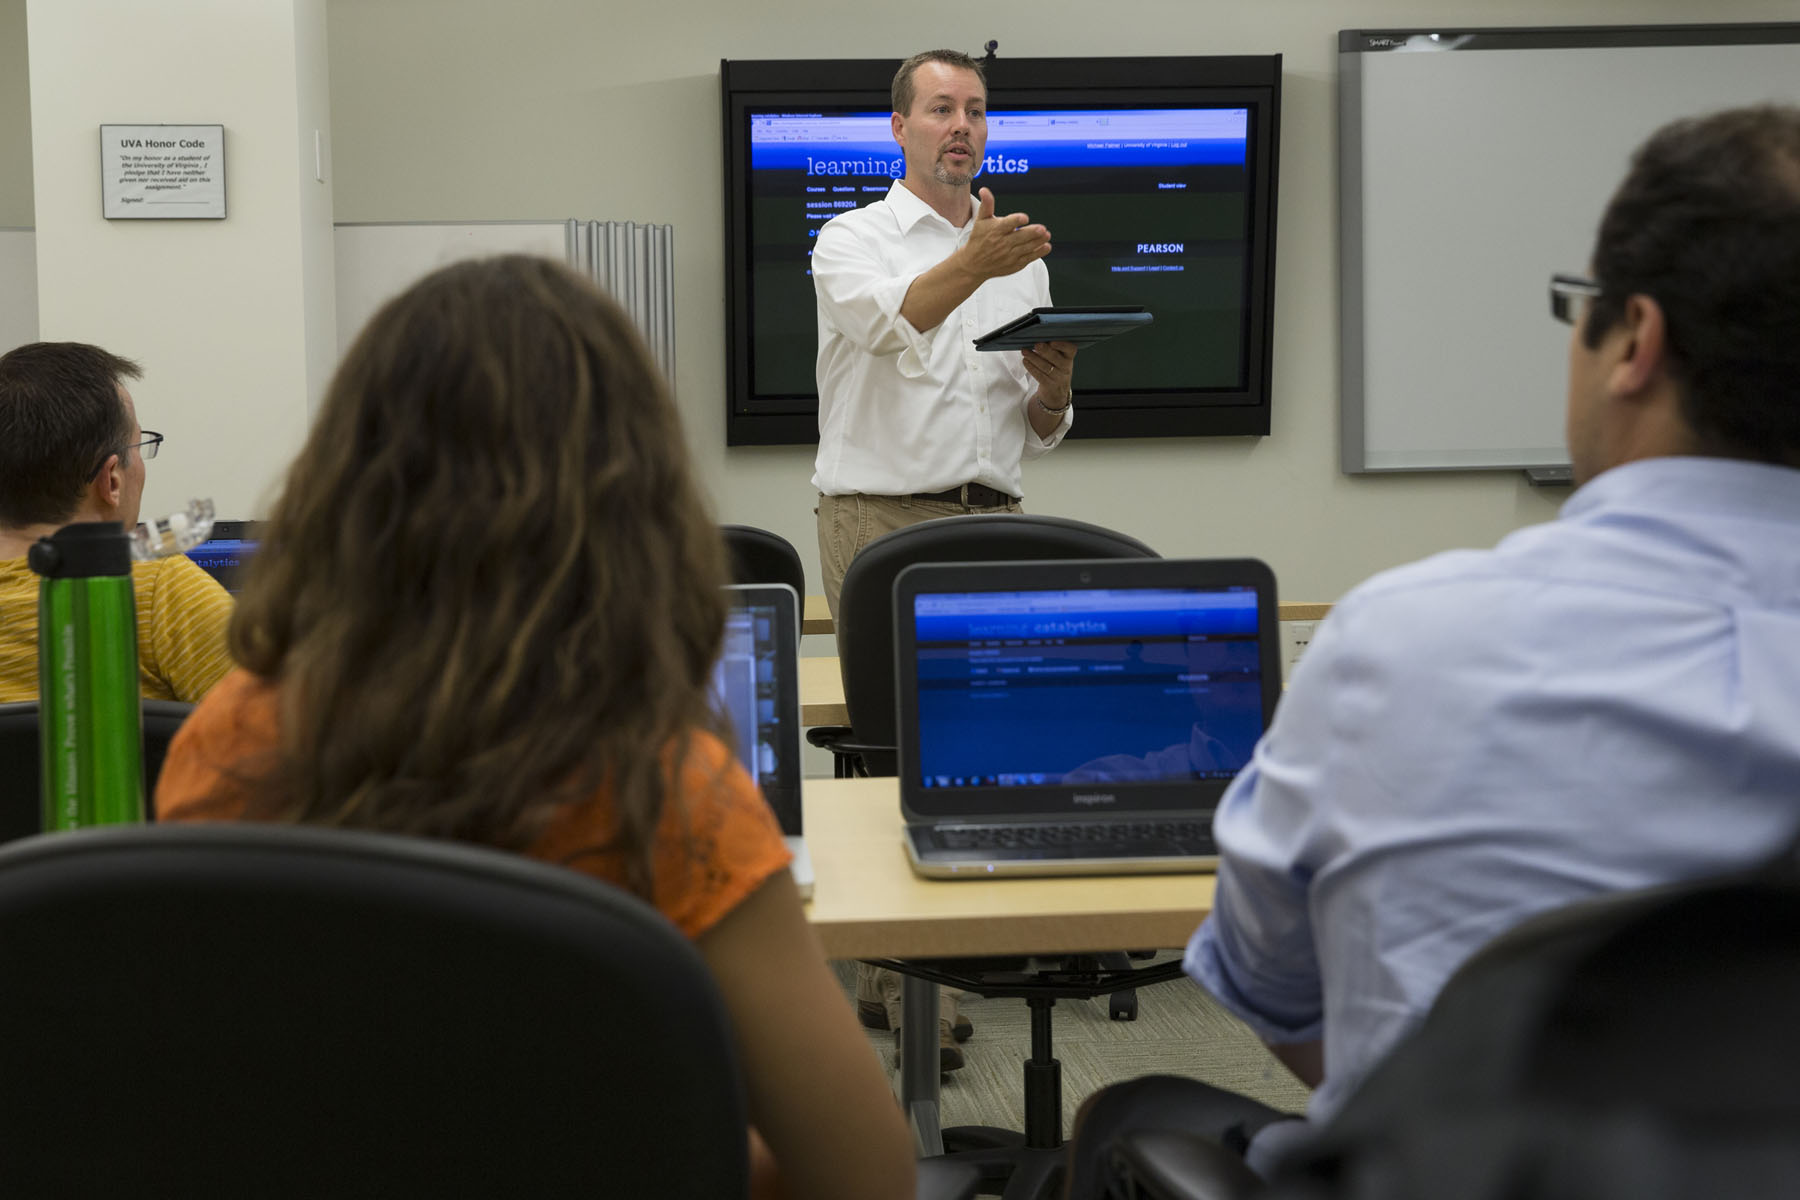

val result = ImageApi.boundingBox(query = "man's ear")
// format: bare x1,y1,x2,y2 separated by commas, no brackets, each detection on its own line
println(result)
90,453,125,515
1608,293,1669,399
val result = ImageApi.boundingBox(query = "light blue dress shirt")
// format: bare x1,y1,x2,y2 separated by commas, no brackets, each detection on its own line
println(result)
1186,457,1800,1161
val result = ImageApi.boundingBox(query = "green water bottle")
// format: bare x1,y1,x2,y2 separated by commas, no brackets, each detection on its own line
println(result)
28,521,145,830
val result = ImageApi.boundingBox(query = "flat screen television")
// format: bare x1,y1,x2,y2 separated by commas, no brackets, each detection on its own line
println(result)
720,55,1282,446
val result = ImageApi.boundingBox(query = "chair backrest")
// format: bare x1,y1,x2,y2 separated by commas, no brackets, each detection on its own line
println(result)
1263,836,1800,1200
721,523,807,597
837,514,1156,776
0,699,192,843
0,823,750,1198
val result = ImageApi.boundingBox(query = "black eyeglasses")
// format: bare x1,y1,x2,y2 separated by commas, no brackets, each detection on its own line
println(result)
1549,274,1603,325
87,430,163,482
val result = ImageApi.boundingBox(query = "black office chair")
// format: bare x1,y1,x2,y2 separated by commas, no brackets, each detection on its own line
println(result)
722,522,808,598
1081,837,1800,1200
0,698,192,843
808,513,1171,1199
808,513,1157,778
0,823,753,1197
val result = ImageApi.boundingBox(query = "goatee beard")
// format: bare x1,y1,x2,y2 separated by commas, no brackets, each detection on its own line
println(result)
933,161,973,187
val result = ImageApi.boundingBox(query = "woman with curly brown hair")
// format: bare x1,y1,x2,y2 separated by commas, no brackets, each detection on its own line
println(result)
155,255,913,1200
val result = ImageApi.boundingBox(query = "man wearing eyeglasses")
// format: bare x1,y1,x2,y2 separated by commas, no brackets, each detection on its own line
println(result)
0,342,233,703
1065,105,1800,1186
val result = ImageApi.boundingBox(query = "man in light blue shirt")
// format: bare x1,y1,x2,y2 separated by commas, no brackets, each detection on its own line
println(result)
1064,105,1800,1193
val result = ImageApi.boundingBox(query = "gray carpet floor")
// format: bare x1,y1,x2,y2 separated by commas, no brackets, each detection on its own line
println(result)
832,954,1312,1140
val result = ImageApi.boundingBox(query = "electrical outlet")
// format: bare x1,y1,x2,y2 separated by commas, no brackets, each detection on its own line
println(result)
1279,620,1317,685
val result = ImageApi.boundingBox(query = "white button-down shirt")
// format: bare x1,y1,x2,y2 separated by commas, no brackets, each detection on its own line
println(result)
811,181,1070,498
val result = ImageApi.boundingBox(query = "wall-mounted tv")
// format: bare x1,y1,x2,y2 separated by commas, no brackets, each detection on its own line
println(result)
721,55,1282,446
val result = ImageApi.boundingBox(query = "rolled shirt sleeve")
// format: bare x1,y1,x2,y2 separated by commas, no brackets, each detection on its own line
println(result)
1185,760,1327,1043
1023,388,1072,456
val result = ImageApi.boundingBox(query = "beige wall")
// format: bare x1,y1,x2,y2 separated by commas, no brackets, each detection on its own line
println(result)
27,0,334,522
13,2,1793,596
324,0,1795,602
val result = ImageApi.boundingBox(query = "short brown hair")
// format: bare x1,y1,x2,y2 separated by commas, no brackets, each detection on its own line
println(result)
892,49,985,117
1584,105,1800,466
0,342,141,528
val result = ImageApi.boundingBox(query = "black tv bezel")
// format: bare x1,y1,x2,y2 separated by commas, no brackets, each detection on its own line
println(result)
720,55,1283,447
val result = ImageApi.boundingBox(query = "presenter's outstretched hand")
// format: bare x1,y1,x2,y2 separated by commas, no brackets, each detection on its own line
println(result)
961,187,1052,281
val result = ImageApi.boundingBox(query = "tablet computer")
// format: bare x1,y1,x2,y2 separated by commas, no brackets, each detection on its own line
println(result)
972,306,1154,351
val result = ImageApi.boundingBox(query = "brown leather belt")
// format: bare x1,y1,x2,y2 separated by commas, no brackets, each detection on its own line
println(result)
911,482,1018,508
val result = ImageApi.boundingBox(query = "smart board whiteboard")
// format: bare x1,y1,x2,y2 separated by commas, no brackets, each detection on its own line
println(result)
1339,24,1800,475
332,221,572,354
0,228,38,356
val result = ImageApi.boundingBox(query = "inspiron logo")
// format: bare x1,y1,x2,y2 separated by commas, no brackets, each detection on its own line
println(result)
1072,793,1118,806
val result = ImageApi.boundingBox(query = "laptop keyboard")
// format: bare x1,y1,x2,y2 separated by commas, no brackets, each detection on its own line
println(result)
931,819,1215,858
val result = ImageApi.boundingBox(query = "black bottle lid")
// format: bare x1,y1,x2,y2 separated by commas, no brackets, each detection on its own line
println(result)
27,521,132,579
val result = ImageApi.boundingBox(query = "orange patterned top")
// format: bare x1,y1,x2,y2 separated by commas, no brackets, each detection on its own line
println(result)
155,669,792,939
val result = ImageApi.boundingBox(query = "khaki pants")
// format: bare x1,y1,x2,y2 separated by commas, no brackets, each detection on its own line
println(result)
818,491,1018,1053
815,491,1023,630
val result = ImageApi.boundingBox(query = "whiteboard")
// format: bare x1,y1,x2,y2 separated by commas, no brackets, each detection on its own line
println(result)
1339,25,1800,474
0,228,38,356
333,221,571,354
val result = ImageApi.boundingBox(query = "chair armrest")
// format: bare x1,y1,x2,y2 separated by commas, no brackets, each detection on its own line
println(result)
804,727,895,778
1111,1130,1263,1200
915,1155,981,1200
804,727,892,757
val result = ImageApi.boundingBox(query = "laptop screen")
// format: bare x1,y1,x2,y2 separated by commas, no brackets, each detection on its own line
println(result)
184,520,263,595
896,558,1279,822
712,583,803,836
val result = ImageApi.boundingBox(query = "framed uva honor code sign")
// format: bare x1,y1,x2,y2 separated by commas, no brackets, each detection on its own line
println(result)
101,124,226,219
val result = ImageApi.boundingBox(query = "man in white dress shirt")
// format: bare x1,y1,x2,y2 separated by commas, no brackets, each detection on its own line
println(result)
811,47,1079,1070
811,48,1079,624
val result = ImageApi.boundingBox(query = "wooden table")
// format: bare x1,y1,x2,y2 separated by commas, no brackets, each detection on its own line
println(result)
803,593,834,636
801,778,1215,1153
802,778,1215,958
800,655,848,727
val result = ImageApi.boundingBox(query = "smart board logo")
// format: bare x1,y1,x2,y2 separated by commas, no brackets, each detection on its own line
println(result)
1367,37,1404,48
1073,792,1118,807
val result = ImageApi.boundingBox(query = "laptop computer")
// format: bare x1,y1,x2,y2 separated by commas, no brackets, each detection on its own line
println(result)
714,583,813,899
894,557,1279,879
184,520,265,594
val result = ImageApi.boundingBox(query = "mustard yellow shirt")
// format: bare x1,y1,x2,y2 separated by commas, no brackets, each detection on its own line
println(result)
0,554,235,703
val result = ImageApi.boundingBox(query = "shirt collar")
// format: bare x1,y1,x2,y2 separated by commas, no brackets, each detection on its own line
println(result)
886,180,976,235
1563,455,1800,523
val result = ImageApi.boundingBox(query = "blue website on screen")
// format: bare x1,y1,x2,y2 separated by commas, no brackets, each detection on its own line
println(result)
745,106,1255,398
184,538,258,594
910,587,1264,789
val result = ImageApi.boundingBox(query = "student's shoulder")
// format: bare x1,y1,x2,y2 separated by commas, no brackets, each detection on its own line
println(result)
674,728,764,810
154,668,279,819
179,667,277,739
1324,542,1543,666
132,553,231,607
